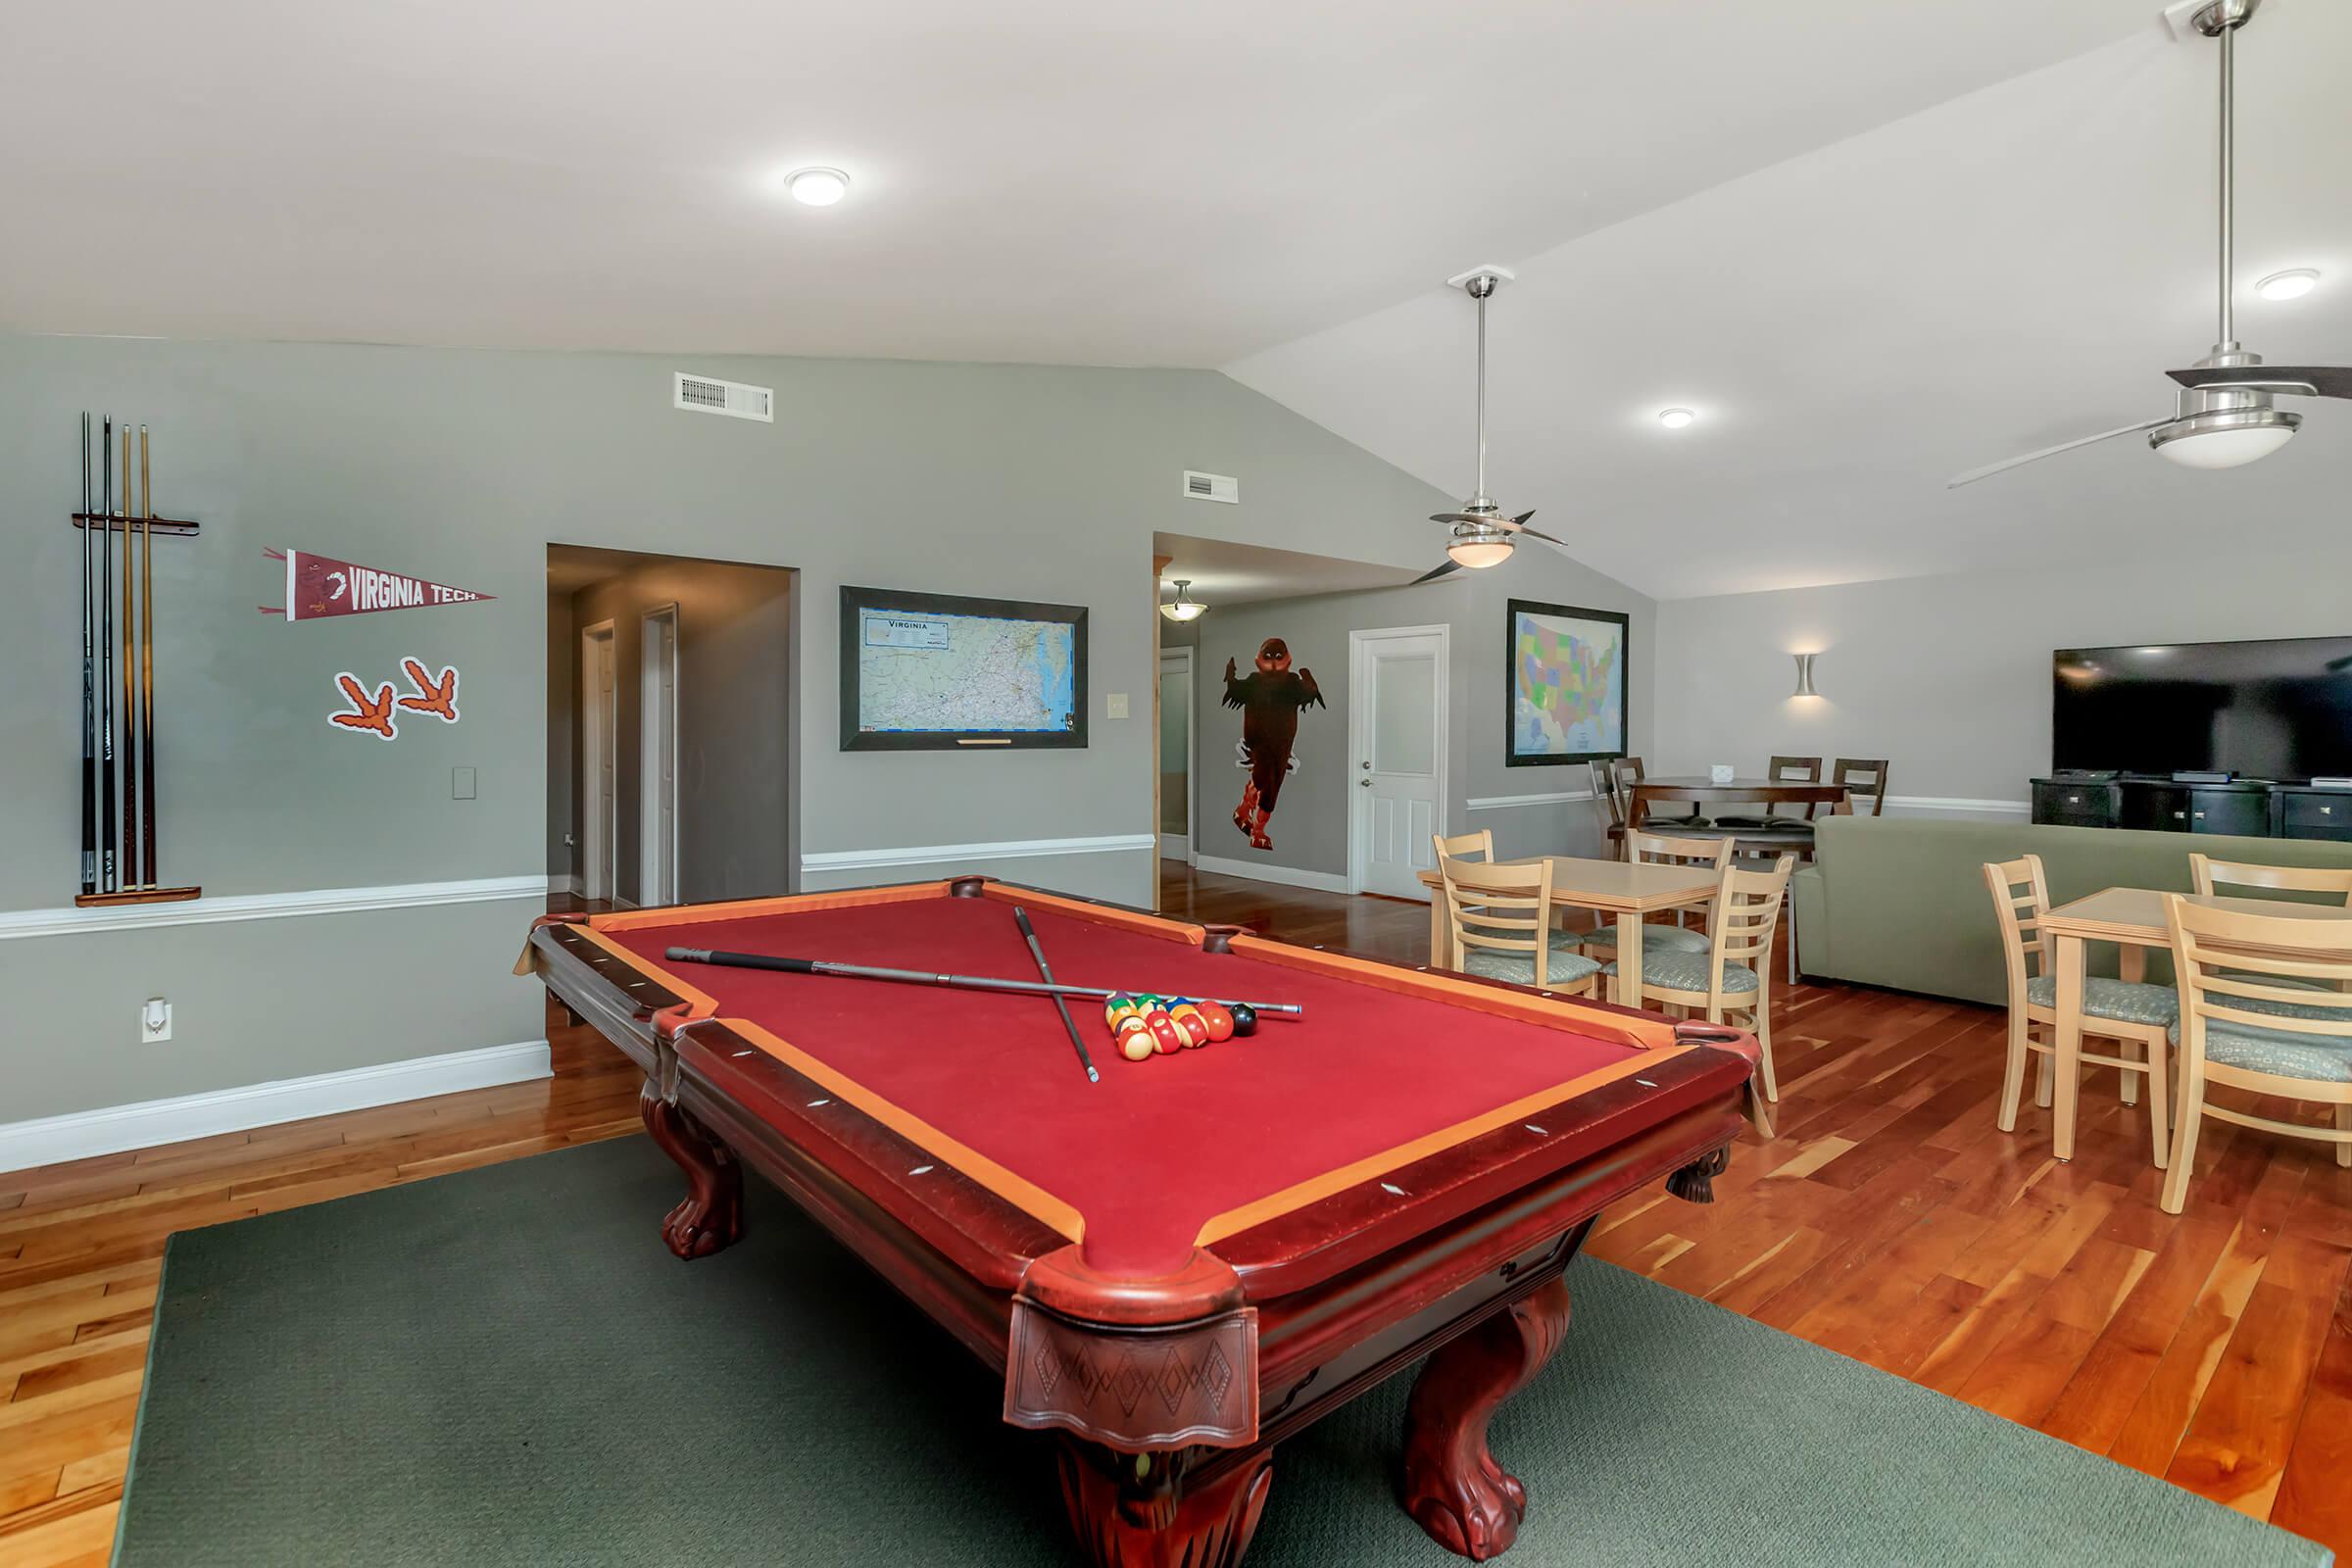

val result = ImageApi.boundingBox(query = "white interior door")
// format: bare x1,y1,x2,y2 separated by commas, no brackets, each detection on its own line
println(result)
640,605,679,906
1157,648,1193,861
581,621,617,902
1350,627,1447,901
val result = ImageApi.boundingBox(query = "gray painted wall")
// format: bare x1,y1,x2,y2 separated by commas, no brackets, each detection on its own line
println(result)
566,555,796,906
1190,552,1651,878
1651,545,2352,808
2,332,1461,1123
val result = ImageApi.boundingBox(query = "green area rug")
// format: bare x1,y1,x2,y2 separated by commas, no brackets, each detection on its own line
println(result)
116,1136,2329,1566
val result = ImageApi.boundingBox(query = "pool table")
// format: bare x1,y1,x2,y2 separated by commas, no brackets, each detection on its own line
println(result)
518,876,1759,1566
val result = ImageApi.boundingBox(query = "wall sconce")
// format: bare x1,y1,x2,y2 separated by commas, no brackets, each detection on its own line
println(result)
1791,653,1820,698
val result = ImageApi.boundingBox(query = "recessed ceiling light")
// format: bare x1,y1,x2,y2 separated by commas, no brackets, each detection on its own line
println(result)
1656,408,1696,430
782,168,850,207
2255,268,2320,302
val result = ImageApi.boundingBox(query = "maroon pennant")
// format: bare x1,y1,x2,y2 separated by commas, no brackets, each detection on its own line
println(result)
260,549,494,621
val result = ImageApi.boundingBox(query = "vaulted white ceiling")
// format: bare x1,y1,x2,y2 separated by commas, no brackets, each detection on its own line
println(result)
5,1,2346,599
1228,2,2352,598
5,0,2153,367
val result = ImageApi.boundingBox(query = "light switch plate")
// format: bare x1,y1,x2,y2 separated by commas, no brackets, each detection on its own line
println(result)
1105,693,1130,719
454,766,477,800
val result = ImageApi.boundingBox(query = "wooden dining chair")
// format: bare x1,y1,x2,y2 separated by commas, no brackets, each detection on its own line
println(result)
1575,830,1733,956
1613,756,1705,828
1982,855,2174,1165
2160,895,2352,1214
1433,829,1494,864
1830,759,1889,816
1436,855,1601,996
1601,854,1796,1100
1588,760,1627,844
2189,854,2352,906
1715,756,1821,830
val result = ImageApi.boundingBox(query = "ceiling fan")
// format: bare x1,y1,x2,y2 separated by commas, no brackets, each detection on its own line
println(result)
1411,267,1583,584
1949,0,2349,489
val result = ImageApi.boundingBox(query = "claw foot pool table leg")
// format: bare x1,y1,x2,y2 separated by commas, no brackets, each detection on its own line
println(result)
639,1083,743,1260
1054,1440,1273,1568
1399,1276,1572,1560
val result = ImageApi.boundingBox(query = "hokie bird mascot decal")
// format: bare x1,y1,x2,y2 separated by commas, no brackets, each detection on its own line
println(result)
1223,637,1323,852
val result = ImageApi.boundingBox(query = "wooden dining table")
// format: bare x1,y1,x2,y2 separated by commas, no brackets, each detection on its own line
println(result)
1628,777,1850,831
2037,886,2352,1160
1416,855,1719,1006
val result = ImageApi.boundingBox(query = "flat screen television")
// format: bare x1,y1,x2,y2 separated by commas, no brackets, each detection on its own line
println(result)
2052,636,2352,781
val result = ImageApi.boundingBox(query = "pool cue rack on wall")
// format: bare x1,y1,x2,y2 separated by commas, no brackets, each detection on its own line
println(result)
70,415,202,910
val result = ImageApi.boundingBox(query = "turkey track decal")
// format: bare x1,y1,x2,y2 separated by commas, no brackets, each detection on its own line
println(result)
328,659,462,740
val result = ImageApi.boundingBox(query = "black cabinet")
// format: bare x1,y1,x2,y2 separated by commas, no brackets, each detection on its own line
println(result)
2281,789,2352,843
2032,779,2117,829
2033,778,2352,840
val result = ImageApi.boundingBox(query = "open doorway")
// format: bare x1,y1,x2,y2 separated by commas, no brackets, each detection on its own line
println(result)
1157,646,1194,862
547,545,796,906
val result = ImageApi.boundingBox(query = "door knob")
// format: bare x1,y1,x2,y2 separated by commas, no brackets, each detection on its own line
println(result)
1358,778,1371,788
1360,760,1372,770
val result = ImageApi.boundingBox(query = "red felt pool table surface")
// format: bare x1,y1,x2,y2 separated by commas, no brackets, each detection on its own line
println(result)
580,883,1707,1276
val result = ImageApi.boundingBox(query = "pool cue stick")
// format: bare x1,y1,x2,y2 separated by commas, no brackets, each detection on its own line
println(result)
138,425,157,884
120,430,138,887
1012,907,1098,1083
662,947,1304,1018
78,415,97,896
98,417,117,893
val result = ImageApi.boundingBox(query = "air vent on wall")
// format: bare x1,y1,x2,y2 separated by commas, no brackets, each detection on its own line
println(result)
674,371,774,422
1182,469,1239,504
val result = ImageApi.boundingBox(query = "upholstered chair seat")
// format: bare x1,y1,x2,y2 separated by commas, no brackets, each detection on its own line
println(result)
1601,949,1758,995
1578,923,1713,956
1461,943,1606,989
2167,992,2352,1083
2024,975,2180,1028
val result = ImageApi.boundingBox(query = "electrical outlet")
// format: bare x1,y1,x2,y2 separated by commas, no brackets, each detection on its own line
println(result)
1105,693,1129,719
142,998,172,1044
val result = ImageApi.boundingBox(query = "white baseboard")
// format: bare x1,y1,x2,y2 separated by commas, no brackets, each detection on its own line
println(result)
1157,833,1193,861
0,1039,553,1175
545,873,577,894
802,832,1156,875
1190,854,1354,895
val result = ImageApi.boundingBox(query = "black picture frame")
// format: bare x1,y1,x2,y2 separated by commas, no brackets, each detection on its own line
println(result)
1503,599,1630,767
840,584,1089,752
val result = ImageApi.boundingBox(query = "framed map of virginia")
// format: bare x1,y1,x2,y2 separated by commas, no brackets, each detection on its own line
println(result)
839,585,1088,751
1505,599,1628,767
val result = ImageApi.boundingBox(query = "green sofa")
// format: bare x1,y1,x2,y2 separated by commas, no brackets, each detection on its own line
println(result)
1790,815,2352,1005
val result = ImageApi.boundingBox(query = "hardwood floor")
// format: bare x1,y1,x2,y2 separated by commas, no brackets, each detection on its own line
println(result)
3,862,2346,1563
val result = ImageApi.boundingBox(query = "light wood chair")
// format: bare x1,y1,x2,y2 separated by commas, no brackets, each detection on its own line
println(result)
1433,829,1494,864
2160,894,2352,1214
1982,855,2174,1166
1602,854,1796,1101
2189,854,2352,906
1436,855,1601,996
1577,830,1733,958
1830,759,1889,816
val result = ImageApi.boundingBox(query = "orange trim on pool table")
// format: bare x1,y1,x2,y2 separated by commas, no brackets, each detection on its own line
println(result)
966,881,1213,947
587,882,956,934
721,1018,1089,1249
571,923,721,1016
1191,1046,1691,1249
1225,936,1679,1052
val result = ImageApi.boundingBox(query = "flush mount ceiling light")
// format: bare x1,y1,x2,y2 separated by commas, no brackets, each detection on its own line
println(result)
1657,408,1696,430
2255,268,2321,301
1157,579,1206,622
782,167,851,207
1948,0,2349,487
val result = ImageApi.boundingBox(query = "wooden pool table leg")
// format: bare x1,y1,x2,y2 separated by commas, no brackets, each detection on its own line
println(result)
1054,1440,1273,1568
639,1083,744,1260
1399,1275,1572,1562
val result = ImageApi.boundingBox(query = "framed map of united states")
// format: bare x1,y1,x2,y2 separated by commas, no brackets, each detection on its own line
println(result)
1504,599,1628,767
840,585,1088,751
